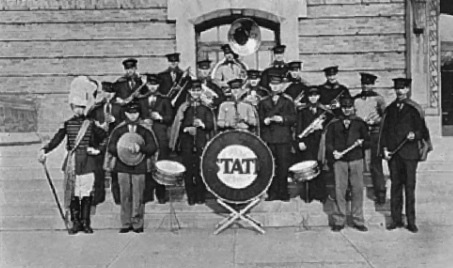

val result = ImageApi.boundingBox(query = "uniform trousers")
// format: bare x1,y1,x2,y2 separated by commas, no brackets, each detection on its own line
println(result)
388,154,418,225
267,143,291,199
181,149,205,201
369,132,385,194
118,173,145,229
74,173,95,198
332,159,365,227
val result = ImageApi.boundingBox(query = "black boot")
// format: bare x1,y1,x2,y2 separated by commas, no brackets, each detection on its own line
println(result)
69,197,81,235
81,196,94,234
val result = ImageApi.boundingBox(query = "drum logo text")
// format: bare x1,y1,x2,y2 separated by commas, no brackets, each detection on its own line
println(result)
216,145,258,189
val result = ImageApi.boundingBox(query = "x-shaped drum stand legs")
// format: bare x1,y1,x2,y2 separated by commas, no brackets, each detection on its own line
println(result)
214,198,265,235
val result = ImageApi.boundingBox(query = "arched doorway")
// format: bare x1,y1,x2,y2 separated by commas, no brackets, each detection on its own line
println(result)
195,15,279,71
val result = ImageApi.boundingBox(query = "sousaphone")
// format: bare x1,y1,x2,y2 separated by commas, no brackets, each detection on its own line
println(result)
228,18,261,56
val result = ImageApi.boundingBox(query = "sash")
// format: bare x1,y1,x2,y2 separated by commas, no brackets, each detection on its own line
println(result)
62,119,91,210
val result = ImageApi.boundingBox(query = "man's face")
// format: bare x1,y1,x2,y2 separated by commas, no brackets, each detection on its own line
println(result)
225,53,234,61
198,69,210,78
125,111,140,122
308,94,320,104
125,67,137,77
326,74,337,84
395,87,409,100
146,83,159,93
289,70,300,79
274,53,284,61
362,83,373,91
169,61,179,69
342,106,354,117
71,105,86,116
249,78,259,87
190,89,202,99
270,83,282,93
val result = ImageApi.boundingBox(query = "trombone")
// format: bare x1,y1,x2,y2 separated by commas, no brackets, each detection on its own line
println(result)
166,66,191,99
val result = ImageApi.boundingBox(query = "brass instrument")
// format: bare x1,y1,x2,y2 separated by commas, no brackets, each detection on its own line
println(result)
166,66,191,99
228,18,261,56
298,112,327,139
293,91,305,109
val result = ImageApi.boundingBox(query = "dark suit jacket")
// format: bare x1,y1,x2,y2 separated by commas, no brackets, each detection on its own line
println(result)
179,103,215,152
258,94,296,144
296,105,329,160
157,67,192,110
325,116,370,162
380,101,424,160
147,95,174,145
285,79,309,101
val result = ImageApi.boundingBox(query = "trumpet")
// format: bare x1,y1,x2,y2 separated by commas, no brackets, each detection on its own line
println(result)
298,112,326,139
293,91,305,109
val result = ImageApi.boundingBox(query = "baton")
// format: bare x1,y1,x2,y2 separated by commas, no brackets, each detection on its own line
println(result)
41,162,70,232
388,138,409,159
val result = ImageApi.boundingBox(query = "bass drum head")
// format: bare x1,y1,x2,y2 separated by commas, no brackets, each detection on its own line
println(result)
201,130,274,204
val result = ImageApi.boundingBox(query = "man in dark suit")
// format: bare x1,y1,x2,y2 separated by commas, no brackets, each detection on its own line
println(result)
325,97,370,232
258,74,296,201
284,61,310,108
169,79,215,205
243,69,270,107
143,73,174,204
380,78,429,233
318,66,351,117
157,53,192,111
260,45,289,88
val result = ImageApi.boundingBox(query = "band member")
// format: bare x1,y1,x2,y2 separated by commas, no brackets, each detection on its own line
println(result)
296,86,333,203
217,78,257,132
197,59,225,110
102,58,149,126
353,72,386,205
260,45,288,88
243,69,270,107
318,66,351,117
108,101,158,233
284,61,310,108
38,77,107,235
212,44,248,89
86,81,115,207
380,78,431,233
170,79,215,205
326,97,370,232
258,74,296,201
157,53,192,110
141,73,174,204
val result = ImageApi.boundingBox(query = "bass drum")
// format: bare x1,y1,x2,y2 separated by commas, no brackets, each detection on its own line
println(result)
201,130,274,204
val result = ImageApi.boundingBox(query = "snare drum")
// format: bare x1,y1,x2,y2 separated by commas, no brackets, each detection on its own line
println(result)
289,160,320,182
153,160,186,186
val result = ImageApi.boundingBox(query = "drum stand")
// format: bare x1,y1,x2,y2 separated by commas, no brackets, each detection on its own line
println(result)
214,198,264,235
158,185,181,233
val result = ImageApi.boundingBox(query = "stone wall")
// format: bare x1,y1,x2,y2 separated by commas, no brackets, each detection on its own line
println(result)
0,0,174,134
300,0,407,103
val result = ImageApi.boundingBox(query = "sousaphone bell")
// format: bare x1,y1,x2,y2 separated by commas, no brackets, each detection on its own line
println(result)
228,18,261,56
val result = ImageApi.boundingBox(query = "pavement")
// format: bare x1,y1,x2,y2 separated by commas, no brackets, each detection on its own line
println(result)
1,116,453,267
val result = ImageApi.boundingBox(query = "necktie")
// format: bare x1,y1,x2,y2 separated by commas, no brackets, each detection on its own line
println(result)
343,119,350,129
171,72,176,82
128,124,136,133
272,95,279,104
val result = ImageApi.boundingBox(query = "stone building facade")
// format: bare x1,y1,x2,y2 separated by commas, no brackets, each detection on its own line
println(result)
0,0,441,135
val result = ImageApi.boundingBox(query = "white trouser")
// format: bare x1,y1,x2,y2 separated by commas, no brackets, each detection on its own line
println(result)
74,173,95,198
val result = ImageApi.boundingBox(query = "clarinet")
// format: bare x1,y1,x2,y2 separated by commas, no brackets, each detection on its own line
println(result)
192,100,199,153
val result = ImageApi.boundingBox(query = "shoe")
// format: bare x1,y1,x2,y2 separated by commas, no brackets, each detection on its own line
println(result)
119,227,132,233
352,224,368,232
188,198,196,206
81,196,94,234
407,224,418,233
68,197,81,235
386,222,405,230
331,225,344,232
133,227,144,233
280,194,290,202
196,199,205,204
158,199,167,204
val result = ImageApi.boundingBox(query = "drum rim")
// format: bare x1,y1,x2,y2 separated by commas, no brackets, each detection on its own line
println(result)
201,130,275,204
155,160,186,173
289,160,318,171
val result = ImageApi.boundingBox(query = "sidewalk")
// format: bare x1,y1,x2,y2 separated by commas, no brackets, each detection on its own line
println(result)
1,226,452,268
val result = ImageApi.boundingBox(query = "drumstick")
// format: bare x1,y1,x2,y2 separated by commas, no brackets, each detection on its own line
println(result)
338,140,362,158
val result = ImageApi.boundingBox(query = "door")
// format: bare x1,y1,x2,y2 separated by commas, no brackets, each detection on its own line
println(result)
441,61,453,136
